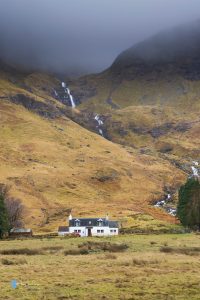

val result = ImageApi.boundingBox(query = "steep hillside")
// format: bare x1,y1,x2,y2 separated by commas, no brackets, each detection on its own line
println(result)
71,20,200,111
0,63,187,232
69,21,200,170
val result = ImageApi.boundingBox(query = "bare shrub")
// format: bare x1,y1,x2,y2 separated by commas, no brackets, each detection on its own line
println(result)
160,246,173,253
107,243,128,253
132,258,159,266
1,258,27,265
160,246,200,255
104,253,117,260
6,197,24,229
78,241,128,253
64,248,89,255
150,241,157,245
1,258,15,265
0,184,24,230
120,260,131,267
42,246,64,251
0,248,43,255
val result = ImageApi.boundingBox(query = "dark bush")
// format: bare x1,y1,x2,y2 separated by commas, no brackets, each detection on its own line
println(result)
160,246,174,253
64,248,89,255
42,246,64,251
1,258,27,265
78,241,128,253
0,248,43,255
160,246,200,255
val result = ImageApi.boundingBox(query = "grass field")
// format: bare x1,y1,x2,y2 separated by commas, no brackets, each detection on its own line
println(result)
0,234,200,300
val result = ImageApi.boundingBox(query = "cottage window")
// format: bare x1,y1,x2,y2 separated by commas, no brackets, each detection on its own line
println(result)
97,219,103,227
97,230,101,233
101,230,104,233
75,219,80,227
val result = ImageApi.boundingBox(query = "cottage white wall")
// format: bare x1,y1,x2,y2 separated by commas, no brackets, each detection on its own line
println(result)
92,226,118,236
69,226,118,237
69,226,86,237
92,226,110,236
109,228,119,235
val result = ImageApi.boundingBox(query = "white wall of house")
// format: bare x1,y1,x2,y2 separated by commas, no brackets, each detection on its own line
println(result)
108,228,119,236
69,226,86,237
69,226,118,237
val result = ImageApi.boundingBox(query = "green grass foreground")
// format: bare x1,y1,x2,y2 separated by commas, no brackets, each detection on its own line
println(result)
0,234,200,299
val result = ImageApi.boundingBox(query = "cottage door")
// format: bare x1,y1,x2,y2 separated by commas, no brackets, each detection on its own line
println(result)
87,228,92,237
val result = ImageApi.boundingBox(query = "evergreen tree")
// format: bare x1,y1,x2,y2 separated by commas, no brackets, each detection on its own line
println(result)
177,178,200,231
0,191,9,238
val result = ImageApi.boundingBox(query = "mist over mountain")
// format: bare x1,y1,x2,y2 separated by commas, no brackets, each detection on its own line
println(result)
1,0,200,76
112,20,200,69
108,19,200,84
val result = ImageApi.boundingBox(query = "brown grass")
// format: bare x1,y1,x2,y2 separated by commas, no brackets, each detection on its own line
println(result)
64,241,128,255
160,246,200,255
0,234,199,299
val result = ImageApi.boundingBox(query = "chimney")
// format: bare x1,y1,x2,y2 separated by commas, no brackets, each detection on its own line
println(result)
68,214,72,221
106,214,109,220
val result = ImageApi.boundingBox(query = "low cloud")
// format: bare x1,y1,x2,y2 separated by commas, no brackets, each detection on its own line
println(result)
0,0,200,75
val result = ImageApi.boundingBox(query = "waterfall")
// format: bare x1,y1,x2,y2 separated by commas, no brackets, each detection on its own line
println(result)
154,193,176,216
191,166,199,177
153,161,200,216
61,82,76,108
54,89,58,97
95,114,103,126
94,114,104,137
66,88,76,108
167,194,171,200
191,161,199,177
60,83,105,137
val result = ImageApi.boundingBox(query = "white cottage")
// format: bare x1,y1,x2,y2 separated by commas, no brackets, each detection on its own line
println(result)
58,214,119,237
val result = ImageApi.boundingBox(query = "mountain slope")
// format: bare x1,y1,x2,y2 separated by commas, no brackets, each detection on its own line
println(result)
69,20,200,167
2,19,200,231
0,63,187,232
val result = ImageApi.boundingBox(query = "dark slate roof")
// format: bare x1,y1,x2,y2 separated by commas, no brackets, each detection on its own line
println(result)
69,218,119,228
107,221,119,228
58,226,69,232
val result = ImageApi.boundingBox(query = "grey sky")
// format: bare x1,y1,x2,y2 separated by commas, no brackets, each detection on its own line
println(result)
0,0,200,75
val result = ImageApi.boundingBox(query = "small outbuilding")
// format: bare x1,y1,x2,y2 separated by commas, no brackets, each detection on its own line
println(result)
9,228,33,238
58,226,69,236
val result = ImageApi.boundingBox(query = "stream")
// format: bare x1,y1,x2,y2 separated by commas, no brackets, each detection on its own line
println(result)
154,160,199,216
